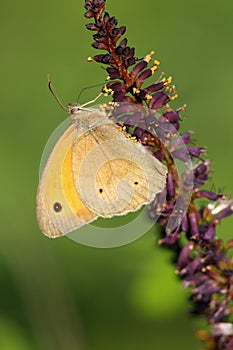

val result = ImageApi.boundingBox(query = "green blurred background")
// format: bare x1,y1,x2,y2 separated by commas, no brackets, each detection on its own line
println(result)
0,0,233,349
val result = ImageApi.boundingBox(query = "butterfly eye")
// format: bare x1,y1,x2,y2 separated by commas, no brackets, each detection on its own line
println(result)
53,202,62,212
70,107,80,114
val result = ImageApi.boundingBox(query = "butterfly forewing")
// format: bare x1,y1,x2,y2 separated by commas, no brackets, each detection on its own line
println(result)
71,121,167,217
37,108,167,237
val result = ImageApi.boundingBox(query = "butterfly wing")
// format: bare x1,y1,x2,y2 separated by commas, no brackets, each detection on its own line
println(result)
71,122,167,217
36,124,97,237
37,108,167,237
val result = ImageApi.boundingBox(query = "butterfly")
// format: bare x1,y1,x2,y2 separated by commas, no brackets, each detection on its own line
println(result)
36,83,167,238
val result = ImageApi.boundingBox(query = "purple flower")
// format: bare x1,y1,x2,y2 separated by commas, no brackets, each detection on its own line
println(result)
84,1,233,348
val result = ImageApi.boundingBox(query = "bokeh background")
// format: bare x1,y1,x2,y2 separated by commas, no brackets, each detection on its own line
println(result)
1,0,233,349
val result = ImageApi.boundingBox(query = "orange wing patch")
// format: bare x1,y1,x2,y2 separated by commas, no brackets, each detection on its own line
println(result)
61,146,95,222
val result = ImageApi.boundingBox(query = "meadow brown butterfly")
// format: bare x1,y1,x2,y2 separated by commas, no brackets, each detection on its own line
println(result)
36,86,167,238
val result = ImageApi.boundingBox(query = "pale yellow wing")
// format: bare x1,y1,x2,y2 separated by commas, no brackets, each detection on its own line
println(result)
71,123,167,217
36,124,97,237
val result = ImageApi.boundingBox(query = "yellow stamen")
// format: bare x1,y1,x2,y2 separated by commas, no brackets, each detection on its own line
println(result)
154,59,160,66
144,50,155,63
87,56,93,62
118,124,125,131
170,93,178,100
151,65,158,74
163,76,172,85
102,86,113,95
133,87,140,94
145,93,152,100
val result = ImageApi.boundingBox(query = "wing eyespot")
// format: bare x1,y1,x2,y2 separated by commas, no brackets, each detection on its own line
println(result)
99,188,103,194
53,202,62,212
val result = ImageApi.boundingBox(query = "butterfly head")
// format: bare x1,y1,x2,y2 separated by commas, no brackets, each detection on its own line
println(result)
67,103,83,116
48,77,103,118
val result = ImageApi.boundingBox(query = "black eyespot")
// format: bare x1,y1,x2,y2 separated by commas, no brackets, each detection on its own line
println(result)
53,202,62,212
134,181,138,185
99,188,103,193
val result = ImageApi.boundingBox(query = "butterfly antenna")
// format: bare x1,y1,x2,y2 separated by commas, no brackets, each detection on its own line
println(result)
48,76,67,111
81,92,103,108
77,83,105,103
